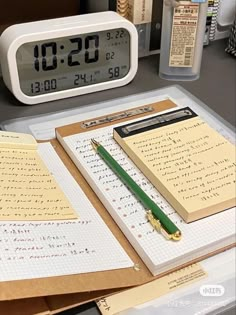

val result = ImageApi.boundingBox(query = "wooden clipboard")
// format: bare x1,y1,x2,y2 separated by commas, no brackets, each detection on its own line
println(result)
0,99,235,312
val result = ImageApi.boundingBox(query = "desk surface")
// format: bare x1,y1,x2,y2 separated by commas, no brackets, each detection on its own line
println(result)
0,39,235,315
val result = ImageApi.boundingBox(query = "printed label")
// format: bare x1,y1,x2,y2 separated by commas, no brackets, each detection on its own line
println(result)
169,1,199,67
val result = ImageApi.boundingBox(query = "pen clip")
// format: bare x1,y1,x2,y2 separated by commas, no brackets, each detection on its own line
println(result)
146,210,181,241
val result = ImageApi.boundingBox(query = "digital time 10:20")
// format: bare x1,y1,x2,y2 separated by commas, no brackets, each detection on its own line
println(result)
33,34,99,72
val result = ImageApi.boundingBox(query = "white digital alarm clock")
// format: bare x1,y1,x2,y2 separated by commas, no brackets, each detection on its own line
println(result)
0,12,138,105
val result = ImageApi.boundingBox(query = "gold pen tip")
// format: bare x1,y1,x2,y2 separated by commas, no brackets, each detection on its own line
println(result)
91,139,100,151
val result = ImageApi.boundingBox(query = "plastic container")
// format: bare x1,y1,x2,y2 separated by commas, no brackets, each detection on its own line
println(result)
159,0,208,81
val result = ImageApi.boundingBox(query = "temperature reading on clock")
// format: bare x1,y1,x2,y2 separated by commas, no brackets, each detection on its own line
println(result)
16,28,130,96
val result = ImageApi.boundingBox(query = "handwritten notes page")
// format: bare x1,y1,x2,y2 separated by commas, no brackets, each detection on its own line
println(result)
114,116,236,222
0,148,78,221
60,118,236,276
0,143,133,282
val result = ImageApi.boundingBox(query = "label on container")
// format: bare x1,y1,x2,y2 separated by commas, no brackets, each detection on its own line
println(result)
169,1,199,67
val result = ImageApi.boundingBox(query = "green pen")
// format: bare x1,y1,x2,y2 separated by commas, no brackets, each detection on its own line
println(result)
91,139,181,241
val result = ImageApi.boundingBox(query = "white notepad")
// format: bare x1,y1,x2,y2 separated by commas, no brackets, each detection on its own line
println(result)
58,115,236,276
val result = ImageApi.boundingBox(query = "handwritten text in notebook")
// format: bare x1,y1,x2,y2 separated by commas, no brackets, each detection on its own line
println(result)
0,143,133,282
62,116,235,275
0,131,77,221
0,147,78,220
113,109,236,222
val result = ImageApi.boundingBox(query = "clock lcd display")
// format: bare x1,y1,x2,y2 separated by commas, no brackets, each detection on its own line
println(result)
16,28,130,96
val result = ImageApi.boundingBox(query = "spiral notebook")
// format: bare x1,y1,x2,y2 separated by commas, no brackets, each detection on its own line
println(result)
56,100,236,276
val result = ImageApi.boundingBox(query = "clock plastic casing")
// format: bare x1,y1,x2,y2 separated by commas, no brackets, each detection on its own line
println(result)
0,12,138,105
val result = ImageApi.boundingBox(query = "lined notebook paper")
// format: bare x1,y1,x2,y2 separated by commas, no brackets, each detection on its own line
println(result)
0,143,133,282
57,113,236,276
0,131,77,221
